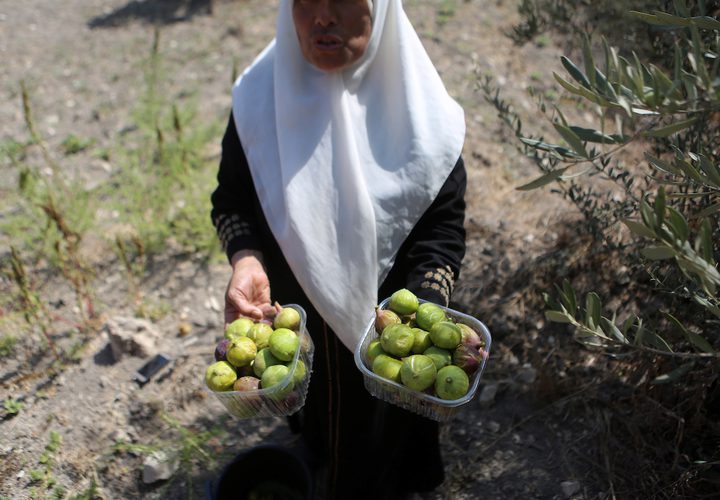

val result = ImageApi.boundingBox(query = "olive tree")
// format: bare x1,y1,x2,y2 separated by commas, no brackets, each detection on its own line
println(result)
486,0,719,370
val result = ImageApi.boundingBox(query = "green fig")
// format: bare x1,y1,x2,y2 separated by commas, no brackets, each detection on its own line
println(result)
226,336,257,368
429,321,462,350
224,317,254,342
268,328,299,362
400,354,437,392
372,354,403,383
247,322,274,350
388,288,419,316
253,347,282,378
411,327,433,354
205,361,237,392
415,302,447,331
380,323,415,358
423,346,452,370
273,306,301,331
290,359,307,385
434,365,470,400
365,338,386,366
261,364,293,396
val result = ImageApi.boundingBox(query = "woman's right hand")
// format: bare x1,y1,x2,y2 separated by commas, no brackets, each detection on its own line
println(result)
224,250,276,325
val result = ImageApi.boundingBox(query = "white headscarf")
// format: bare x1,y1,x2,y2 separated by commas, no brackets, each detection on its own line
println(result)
232,0,465,351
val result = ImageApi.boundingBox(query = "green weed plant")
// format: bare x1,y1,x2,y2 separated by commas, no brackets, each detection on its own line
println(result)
28,431,65,500
112,412,227,496
1,27,223,346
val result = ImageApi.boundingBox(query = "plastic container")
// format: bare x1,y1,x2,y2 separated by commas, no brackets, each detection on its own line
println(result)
354,297,492,422
209,304,314,419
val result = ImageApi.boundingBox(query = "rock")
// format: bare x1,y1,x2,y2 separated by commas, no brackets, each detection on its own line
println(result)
205,296,221,312
108,428,131,443
504,351,519,365
104,317,160,361
486,420,501,433
178,321,192,337
478,382,498,406
126,426,139,441
561,480,581,497
142,450,179,484
516,363,537,385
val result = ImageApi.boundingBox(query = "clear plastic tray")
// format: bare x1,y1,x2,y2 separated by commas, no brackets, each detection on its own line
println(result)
354,297,491,422
209,304,314,419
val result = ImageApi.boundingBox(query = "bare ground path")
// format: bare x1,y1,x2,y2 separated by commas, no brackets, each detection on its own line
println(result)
0,1,599,498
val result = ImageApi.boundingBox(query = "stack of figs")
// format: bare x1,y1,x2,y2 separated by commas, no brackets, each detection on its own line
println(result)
364,289,488,401
204,305,307,398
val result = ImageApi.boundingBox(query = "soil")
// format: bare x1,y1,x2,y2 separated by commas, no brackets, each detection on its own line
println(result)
0,1,676,499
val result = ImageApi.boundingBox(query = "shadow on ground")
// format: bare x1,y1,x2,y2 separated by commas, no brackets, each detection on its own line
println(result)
88,0,215,28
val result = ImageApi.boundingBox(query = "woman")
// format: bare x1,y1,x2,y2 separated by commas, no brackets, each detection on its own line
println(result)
211,0,466,497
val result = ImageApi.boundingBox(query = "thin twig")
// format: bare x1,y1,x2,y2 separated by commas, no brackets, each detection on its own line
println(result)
600,409,617,500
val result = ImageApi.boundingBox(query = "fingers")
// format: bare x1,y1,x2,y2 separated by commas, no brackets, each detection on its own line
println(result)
223,266,274,325
225,289,264,322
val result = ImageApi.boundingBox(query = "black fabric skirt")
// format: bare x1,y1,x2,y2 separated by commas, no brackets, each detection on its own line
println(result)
250,209,447,499
288,305,445,500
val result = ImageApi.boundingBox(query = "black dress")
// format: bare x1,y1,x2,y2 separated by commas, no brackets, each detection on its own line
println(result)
211,114,467,499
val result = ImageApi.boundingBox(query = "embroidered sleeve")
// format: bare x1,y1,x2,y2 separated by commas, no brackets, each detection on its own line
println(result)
210,114,263,261
419,265,456,306
212,214,255,253
401,156,467,306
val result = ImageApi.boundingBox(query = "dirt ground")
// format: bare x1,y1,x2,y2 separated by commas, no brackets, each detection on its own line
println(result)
1,1,627,499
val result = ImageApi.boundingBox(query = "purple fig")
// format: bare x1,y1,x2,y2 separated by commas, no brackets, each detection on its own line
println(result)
375,307,401,334
233,375,261,392
236,364,255,378
457,323,485,350
452,343,484,375
282,390,301,410
214,338,232,362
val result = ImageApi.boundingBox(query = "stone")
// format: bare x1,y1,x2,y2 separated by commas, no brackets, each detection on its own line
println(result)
205,296,221,312
561,480,581,497
478,382,499,406
486,420,501,433
104,316,160,361
517,363,537,385
108,428,131,443
142,450,179,484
